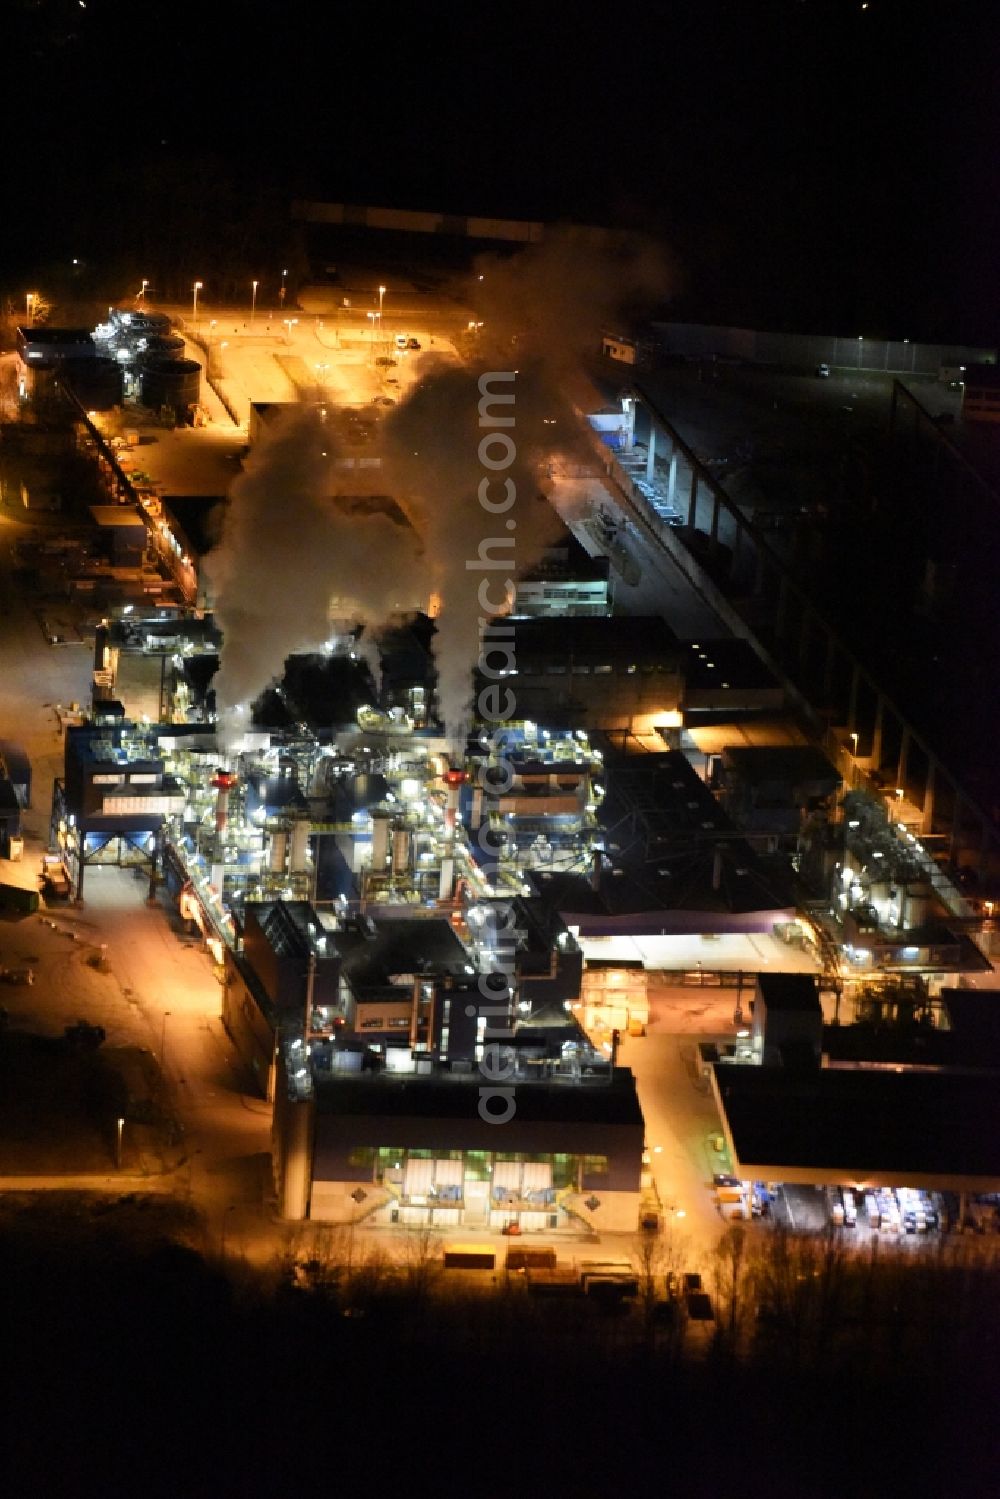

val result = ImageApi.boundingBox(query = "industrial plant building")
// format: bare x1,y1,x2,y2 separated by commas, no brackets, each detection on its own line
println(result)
273,1033,645,1233
710,975,1000,1197
12,265,997,1257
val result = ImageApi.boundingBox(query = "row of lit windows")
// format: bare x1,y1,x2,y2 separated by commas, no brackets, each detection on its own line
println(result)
511,662,674,677
348,1147,609,1180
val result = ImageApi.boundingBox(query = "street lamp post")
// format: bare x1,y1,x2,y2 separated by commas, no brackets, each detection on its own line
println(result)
279,268,288,308
367,311,378,364
139,279,149,303
116,1116,124,1169
192,280,203,326
251,279,258,325
378,284,386,345
25,292,35,327
160,1009,172,1074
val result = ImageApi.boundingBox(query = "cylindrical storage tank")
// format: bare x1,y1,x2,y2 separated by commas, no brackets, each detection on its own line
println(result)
289,818,311,874
139,355,201,410
268,828,288,874
903,883,931,929
144,333,186,357
391,829,411,875
130,311,173,336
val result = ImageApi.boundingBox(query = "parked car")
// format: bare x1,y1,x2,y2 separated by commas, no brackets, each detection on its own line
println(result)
816,362,831,378
406,337,421,350
375,356,396,368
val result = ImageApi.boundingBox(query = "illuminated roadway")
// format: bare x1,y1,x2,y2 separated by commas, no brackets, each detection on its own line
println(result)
0,483,271,1257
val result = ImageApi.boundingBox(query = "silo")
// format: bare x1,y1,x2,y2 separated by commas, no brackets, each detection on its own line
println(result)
144,333,186,357
139,354,201,411
130,311,173,337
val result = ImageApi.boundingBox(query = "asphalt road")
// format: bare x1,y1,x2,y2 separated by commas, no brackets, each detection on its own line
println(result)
0,495,274,1252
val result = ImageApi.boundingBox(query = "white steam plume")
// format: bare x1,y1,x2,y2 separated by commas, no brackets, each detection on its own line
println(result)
204,406,421,712
205,230,672,738
381,362,565,749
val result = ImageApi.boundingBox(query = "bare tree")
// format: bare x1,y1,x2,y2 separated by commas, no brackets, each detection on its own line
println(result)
631,1230,667,1327
711,1222,755,1354
401,1222,442,1301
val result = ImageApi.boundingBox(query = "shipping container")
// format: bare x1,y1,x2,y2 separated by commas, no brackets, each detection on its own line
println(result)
525,1268,582,1297
506,1246,557,1272
443,1245,496,1271
0,882,40,914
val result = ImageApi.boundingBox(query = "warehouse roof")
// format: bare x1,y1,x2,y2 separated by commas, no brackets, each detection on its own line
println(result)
720,744,840,785
714,1064,1000,1186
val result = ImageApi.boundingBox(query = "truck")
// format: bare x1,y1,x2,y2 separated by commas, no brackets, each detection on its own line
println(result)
0,881,40,914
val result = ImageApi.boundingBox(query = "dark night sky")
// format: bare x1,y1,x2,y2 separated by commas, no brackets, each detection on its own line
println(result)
6,0,999,339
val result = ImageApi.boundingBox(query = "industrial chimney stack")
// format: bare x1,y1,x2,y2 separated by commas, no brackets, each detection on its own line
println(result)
439,765,467,901
211,770,238,837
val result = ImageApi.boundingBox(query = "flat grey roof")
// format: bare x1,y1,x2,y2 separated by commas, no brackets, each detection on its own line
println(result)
714,1064,1000,1185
